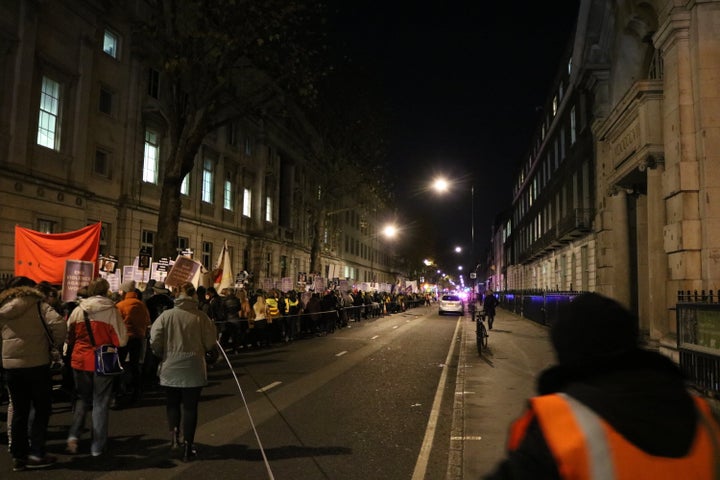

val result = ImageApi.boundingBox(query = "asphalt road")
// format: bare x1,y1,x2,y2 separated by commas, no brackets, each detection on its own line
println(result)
1,306,463,479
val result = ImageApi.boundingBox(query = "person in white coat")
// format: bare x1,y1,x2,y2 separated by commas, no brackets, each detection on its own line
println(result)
0,276,66,471
150,282,216,462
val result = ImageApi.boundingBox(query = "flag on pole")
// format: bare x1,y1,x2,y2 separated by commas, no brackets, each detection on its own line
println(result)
213,240,233,291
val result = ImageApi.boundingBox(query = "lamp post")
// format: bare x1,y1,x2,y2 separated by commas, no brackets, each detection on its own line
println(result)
432,176,477,294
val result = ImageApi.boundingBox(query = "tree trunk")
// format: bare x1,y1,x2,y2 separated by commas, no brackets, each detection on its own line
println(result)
154,175,183,261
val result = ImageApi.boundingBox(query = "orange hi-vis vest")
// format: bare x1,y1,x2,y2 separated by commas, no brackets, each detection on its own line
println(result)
507,393,720,480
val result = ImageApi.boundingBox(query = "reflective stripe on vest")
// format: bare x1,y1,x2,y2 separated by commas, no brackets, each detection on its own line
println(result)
266,298,279,316
527,393,720,480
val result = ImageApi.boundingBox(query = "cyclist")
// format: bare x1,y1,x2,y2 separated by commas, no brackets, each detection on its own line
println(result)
483,290,499,330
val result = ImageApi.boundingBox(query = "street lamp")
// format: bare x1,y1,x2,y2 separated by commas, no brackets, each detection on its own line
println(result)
431,176,477,291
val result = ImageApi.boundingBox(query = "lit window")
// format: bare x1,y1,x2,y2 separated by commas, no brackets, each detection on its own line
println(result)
570,106,577,145
37,76,61,150
223,173,233,210
265,195,272,222
180,173,190,195
202,158,214,203
103,29,119,58
142,129,159,184
244,137,252,156
568,57,572,75
552,95,558,116
37,219,56,234
243,188,252,217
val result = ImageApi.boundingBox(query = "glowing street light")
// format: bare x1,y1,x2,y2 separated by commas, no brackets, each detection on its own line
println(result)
454,246,462,253
431,177,450,193
382,224,398,238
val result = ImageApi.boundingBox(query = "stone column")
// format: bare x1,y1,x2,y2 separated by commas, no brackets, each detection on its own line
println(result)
611,190,632,309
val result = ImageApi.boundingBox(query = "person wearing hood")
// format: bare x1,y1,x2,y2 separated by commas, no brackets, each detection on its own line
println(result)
65,277,127,457
485,292,720,480
0,276,66,471
150,282,216,462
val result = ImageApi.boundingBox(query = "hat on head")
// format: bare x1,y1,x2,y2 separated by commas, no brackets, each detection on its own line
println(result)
551,292,639,367
120,280,136,293
152,281,170,295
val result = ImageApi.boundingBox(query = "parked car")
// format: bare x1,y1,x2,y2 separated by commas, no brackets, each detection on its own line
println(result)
438,294,464,316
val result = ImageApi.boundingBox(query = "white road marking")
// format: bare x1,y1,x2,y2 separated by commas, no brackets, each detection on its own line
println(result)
393,325,399,329
450,436,483,441
371,335,379,340
335,351,348,357
256,381,282,393
412,318,461,480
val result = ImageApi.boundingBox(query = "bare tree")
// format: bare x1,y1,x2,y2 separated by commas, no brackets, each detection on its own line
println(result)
303,70,392,274
132,0,325,260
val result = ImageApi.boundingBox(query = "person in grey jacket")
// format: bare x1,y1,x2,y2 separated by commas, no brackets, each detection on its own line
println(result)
0,276,66,471
150,282,216,462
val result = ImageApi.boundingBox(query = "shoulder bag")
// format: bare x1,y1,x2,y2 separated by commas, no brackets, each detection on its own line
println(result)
83,310,123,376
37,302,63,372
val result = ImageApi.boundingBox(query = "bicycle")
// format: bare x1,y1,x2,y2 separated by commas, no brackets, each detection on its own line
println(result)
476,311,488,354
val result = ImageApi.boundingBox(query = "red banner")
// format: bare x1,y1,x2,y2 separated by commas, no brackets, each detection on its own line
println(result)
15,223,102,284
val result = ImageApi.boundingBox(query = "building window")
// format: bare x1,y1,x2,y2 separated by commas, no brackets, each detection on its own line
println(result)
202,158,214,203
141,230,155,259
177,236,189,255
94,149,110,177
88,220,111,254
99,87,113,115
570,107,577,145
37,76,61,150
148,68,160,98
202,241,212,270
243,247,250,271
37,218,57,234
280,255,288,277
567,57,572,75
103,29,119,59
227,122,238,147
552,95,558,116
244,137,253,156
223,173,233,210
265,196,272,222
142,129,159,184
243,188,252,217
180,173,190,196
265,253,272,278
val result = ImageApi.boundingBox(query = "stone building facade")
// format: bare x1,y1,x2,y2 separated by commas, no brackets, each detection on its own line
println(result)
0,0,395,289
489,0,720,359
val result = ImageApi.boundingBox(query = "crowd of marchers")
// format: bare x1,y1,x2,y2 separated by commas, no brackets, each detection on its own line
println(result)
0,274,430,472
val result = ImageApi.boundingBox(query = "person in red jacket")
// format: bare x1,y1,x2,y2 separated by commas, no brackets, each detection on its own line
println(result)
114,280,151,406
65,278,127,457
486,292,720,480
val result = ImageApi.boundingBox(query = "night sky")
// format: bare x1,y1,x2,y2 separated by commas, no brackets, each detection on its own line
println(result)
328,1,580,273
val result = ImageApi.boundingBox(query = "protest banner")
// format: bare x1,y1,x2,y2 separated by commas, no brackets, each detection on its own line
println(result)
164,255,202,287
61,259,95,303
15,223,101,284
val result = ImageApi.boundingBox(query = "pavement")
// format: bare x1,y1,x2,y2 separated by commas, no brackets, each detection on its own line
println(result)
449,307,556,480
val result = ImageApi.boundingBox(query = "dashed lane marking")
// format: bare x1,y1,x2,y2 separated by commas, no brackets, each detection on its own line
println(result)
256,381,282,392
336,350,348,357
